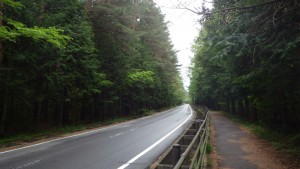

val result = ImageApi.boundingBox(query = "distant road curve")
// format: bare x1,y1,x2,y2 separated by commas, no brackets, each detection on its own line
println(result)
0,104,195,169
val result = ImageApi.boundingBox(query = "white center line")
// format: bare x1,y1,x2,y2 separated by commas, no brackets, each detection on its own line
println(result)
14,159,41,169
117,105,193,169
115,132,124,136
0,121,132,155
110,132,125,138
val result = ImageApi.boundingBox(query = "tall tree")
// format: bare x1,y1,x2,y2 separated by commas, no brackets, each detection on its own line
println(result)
0,0,184,135
190,0,300,129
0,0,110,134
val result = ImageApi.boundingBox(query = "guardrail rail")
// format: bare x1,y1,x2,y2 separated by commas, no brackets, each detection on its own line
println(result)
153,105,209,169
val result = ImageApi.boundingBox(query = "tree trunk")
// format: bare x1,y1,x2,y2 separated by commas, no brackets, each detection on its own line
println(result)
62,101,69,125
80,99,86,121
42,80,49,124
92,95,97,119
86,0,94,17
244,97,250,120
62,87,69,125
33,76,43,125
253,107,258,122
131,0,137,31
281,101,287,129
250,98,258,122
0,1,4,64
59,102,63,127
238,99,244,117
86,0,92,11
0,90,9,135
226,98,230,112
230,98,236,114
43,95,49,124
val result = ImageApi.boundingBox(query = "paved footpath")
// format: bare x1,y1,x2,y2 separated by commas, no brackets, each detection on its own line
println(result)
210,111,290,169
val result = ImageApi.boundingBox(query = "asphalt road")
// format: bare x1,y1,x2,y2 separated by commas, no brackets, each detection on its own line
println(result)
210,111,258,169
0,104,194,169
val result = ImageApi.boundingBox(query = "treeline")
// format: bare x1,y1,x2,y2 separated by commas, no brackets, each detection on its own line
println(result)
190,0,300,130
0,0,184,135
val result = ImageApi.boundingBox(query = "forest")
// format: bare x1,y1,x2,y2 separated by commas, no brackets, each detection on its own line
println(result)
0,0,185,136
190,0,300,131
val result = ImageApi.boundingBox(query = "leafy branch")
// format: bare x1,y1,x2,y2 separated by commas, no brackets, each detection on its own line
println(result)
1,18,71,48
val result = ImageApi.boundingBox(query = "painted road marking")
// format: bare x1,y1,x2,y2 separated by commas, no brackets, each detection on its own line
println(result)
110,128,136,138
0,106,172,155
13,159,41,169
117,105,193,169
110,132,126,138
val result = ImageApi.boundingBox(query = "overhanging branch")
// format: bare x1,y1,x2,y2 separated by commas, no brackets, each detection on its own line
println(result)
180,0,283,16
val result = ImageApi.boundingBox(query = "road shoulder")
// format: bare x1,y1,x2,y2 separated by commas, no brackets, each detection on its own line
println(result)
209,111,297,169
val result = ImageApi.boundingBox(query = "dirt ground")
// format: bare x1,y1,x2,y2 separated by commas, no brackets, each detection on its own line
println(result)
209,111,299,169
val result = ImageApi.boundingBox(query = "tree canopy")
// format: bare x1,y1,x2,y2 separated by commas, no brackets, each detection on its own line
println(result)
0,0,184,135
189,0,300,130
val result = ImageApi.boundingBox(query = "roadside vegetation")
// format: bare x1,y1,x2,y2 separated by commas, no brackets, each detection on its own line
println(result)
189,0,299,161
189,0,300,165
0,0,185,137
190,0,300,130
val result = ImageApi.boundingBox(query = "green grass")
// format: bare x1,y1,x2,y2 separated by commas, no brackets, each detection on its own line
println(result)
206,143,213,154
0,111,158,149
221,111,300,159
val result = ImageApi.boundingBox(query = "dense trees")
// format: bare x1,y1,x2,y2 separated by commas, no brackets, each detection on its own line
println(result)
190,0,300,130
90,0,184,115
0,0,184,135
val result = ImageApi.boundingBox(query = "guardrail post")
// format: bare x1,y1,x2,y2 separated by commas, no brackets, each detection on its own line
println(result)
172,144,181,166
195,119,200,129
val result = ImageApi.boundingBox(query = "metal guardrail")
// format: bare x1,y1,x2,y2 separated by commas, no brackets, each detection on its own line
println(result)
181,106,209,169
154,105,209,169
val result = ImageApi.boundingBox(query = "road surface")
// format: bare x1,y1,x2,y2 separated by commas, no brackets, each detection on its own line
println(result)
210,111,296,169
210,111,258,169
0,104,194,169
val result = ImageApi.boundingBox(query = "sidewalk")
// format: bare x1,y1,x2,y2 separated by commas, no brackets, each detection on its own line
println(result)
209,111,292,169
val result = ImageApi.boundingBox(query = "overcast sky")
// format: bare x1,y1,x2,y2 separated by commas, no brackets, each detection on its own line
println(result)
154,0,208,90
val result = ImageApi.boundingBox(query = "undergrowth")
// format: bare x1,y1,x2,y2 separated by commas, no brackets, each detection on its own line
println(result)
206,143,213,154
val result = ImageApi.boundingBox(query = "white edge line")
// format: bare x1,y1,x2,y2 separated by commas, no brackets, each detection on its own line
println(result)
0,119,135,155
117,105,193,169
0,126,109,155
0,105,185,155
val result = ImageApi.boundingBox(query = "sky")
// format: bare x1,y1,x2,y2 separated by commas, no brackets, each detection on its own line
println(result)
154,0,208,90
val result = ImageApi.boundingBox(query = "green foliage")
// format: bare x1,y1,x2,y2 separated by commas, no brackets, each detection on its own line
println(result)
0,18,70,47
190,0,300,130
91,0,184,114
127,70,155,87
0,0,110,134
206,143,213,154
0,0,184,136
1,0,70,48
3,0,23,8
